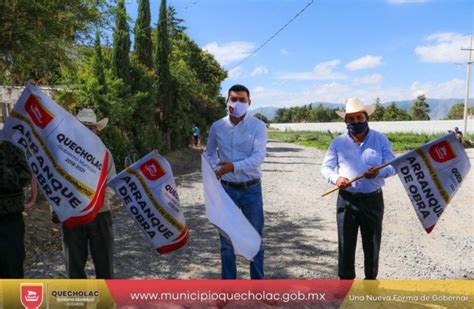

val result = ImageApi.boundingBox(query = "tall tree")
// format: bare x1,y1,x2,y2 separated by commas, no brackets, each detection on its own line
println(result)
111,0,130,83
167,6,187,40
155,0,172,150
133,0,153,69
410,95,431,120
93,31,107,94
371,97,385,121
91,30,110,117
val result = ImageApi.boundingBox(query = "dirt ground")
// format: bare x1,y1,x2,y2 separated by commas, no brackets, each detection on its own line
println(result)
23,142,473,279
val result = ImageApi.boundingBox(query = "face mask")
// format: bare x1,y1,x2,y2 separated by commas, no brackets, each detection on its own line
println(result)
227,102,249,118
347,122,368,135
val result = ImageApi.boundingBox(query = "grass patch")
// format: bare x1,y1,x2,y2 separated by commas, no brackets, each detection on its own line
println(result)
268,130,473,152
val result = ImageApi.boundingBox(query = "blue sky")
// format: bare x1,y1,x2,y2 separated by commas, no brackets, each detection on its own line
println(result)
125,0,474,109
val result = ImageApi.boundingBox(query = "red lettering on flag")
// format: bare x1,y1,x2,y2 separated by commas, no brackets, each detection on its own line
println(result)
25,95,54,129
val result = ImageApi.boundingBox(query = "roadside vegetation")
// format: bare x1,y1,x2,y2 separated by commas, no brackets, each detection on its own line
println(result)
268,130,474,152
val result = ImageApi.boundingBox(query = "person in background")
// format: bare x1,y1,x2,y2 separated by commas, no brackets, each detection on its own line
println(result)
59,108,116,279
0,139,31,278
192,125,201,147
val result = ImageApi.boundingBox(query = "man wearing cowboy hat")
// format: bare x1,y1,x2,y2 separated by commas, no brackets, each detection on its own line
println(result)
59,108,116,279
321,98,396,280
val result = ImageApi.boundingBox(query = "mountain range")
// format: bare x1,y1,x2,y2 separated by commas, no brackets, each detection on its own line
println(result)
249,98,474,121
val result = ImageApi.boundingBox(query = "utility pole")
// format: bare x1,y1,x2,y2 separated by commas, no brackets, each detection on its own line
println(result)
461,35,473,135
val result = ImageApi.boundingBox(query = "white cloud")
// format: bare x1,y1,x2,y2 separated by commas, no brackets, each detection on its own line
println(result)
387,0,429,4
345,55,383,71
251,66,269,76
410,79,465,98
203,41,256,66
227,66,242,79
415,32,471,63
280,48,289,55
250,79,466,109
354,74,384,85
314,60,341,75
274,60,346,81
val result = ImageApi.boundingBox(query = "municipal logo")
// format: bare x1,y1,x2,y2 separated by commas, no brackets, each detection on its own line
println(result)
20,283,44,309
140,159,166,181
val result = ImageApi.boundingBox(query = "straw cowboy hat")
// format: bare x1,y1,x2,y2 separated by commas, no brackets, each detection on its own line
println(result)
76,108,108,131
335,98,376,118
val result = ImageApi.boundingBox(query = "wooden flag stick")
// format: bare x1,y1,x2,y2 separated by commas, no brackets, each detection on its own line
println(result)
321,162,391,197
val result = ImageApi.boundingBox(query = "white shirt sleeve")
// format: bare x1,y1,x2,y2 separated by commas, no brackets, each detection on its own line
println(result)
380,136,397,178
321,141,340,185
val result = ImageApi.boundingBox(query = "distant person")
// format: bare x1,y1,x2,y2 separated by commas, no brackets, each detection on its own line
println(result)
454,127,463,143
192,125,200,147
0,140,31,278
59,108,116,279
206,84,267,279
321,98,396,280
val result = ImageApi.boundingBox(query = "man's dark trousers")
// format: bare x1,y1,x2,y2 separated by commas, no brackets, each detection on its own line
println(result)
337,190,384,280
0,213,25,278
62,211,113,279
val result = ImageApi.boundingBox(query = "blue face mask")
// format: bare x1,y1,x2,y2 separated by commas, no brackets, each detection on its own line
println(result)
347,122,368,135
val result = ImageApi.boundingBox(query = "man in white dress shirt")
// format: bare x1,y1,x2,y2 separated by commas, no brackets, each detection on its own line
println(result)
206,84,267,279
321,98,396,280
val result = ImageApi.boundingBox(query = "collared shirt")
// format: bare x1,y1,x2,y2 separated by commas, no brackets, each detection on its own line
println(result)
321,129,397,193
206,113,267,183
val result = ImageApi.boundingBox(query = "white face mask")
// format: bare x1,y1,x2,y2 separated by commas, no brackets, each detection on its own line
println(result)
227,101,249,118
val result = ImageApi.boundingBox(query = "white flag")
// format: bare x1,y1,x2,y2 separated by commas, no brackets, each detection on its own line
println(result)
0,85,109,227
391,133,471,233
108,150,189,254
201,153,261,261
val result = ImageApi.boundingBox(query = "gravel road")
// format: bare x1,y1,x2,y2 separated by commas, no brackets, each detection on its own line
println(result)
25,142,474,279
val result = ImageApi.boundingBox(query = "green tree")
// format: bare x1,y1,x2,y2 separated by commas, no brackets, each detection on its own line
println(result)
111,0,131,83
254,113,268,123
0,0,101,85
383,102,411,121
410,95,431,120
275,108,291,123
446,103,474,119
133,0,153,69
371,97,384,121
167,6,187,40
88,30,110,118
312,104,338,122
155,0,173,150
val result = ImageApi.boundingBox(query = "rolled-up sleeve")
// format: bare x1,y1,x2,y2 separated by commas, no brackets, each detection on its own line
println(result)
233,122,267,173
321,141,340,185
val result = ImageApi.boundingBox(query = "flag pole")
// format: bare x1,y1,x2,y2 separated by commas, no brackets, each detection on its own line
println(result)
321,162,391,197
